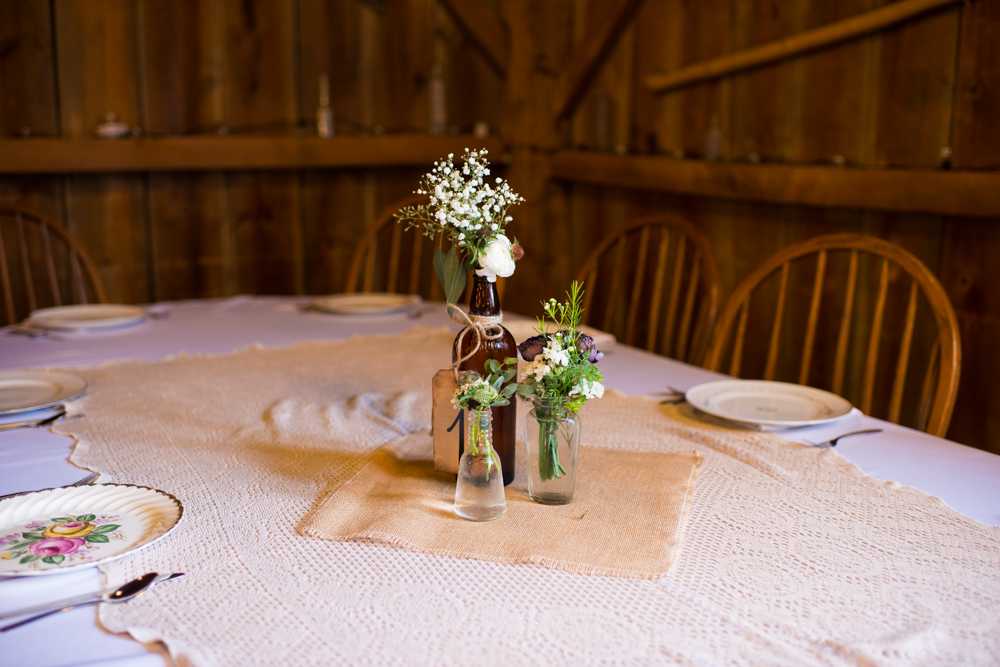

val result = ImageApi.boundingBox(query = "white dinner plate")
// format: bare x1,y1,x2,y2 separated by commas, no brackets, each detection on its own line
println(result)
28,304,147,332
685,380,853,428
502,320,617,350
313,293,422,315
0,484,183,577
0,371,87,415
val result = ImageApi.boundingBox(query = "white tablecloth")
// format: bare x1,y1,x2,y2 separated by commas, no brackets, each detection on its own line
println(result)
2,296,998,667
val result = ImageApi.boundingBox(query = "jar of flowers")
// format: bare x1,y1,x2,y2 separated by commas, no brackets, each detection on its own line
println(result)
516,282,604,505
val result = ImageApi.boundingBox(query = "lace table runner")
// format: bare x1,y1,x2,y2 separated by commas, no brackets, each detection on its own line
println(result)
53,327,1000,666
303,434,701,578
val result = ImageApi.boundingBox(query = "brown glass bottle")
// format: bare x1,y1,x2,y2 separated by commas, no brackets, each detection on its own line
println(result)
453,274,517,486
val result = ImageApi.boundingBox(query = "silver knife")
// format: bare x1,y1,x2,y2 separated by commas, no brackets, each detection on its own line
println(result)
0,572,183,621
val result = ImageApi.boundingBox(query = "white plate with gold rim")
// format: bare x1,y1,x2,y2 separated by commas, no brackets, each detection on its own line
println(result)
0,484,183,576
28,304,147,332
685,380,853,428
0,371,87,415
312,293,422,315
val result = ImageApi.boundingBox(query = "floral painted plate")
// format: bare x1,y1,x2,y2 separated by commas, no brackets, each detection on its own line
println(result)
0,484,183,576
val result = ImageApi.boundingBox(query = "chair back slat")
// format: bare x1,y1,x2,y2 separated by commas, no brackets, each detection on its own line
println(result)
602,238,626,334
661,235,686,355
39,224,62,306
408,229,424,294
860,258,890,414
71,254,87,304
624,226,651,345
799,250,827,385
362,240,377,293
888,281,919,423
0,208,106,324
832,250,859,396
763,262,790,381
703,233,960,437
16,213,37,313
582,266,597,317
915,341,940,432
576,214,719,364
386,222,403,293
0,230,14,323
675,250,701,360
644,229,671,352
730,300,750,377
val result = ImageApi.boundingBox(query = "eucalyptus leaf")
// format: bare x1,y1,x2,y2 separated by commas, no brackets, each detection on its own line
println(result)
501,384,517,397
504,357,518,366
516,384,535,396
433,247,470,305
494,399,510,407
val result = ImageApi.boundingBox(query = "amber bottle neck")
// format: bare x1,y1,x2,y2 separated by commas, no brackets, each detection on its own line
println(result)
469,274,501,316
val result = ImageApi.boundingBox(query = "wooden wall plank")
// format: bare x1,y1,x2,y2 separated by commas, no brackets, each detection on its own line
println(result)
0,0,59,138
138,0,230,301
952,0,1000,170
551,151,1000,218
872,3,959,167
55,0,149,305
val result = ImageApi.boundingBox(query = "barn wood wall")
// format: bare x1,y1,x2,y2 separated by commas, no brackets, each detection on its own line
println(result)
1,0,998,452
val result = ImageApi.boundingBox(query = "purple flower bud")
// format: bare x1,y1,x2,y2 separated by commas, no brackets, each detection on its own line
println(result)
574,333,604,363
517,334,548,361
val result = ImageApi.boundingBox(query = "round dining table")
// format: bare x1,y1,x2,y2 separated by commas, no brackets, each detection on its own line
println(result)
1,295,998,667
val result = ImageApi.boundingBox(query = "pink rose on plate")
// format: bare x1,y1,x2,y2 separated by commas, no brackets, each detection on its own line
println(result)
29,537,85,557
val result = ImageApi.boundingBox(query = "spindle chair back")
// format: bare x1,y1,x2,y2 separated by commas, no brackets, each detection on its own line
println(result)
703,233,960,437
575,215,719,364
0,208,107,326
345,194,502,303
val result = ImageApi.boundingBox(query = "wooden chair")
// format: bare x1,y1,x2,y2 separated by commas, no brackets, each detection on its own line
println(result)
575,215,720,364
703,233,961,437
345,194,503,303
0,208,107,326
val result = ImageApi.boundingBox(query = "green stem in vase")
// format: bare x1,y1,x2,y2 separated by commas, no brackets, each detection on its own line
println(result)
536,404,568,482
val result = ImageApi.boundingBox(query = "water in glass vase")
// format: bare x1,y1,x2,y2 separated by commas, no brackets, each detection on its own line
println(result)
454,408,506,521
524,397,581,505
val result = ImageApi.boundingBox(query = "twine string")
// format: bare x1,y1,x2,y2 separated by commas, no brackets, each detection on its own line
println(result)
449,306,504,381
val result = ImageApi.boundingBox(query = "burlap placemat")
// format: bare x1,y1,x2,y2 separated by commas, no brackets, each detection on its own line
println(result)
301,432,701,578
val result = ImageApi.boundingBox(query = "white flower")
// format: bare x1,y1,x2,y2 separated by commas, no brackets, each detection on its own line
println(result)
520,359,551,382
542,340,570,367
570,379,604,400
475,234,517,282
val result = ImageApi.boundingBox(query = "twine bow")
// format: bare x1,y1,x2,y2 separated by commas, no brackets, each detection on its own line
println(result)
449,305,504,381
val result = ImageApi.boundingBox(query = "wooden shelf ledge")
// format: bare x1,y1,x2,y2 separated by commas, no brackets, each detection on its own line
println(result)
0,135,505,174
551,150,1000,219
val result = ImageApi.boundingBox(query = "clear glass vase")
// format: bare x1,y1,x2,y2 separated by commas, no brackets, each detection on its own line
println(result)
454,408,506,521
524,397,581,505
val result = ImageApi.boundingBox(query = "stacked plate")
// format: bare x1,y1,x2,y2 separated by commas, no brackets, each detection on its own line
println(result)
27,304,147,332
0,371,87,415
684,380,853,429
312,293,422,315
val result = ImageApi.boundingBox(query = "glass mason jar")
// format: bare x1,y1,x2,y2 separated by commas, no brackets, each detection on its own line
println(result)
524,397,582,505
454,408,506,521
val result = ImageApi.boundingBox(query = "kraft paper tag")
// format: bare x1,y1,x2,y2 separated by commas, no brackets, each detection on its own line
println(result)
431,369,464,474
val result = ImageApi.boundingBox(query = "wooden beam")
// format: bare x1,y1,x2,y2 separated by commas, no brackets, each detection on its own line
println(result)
0,135,505,174
551,150,1000,219
646,0,962,94
439,0,508,75
554,0,645,120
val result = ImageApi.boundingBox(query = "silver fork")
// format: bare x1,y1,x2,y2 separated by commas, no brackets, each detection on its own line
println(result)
0,407,76,432
805,428,883,449
0,472,98,502
4,326,63,341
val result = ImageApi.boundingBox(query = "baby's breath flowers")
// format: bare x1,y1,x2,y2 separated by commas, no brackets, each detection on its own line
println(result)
394,149,525,302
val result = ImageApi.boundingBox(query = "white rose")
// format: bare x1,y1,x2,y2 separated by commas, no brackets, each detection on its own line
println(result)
475,234,516,282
